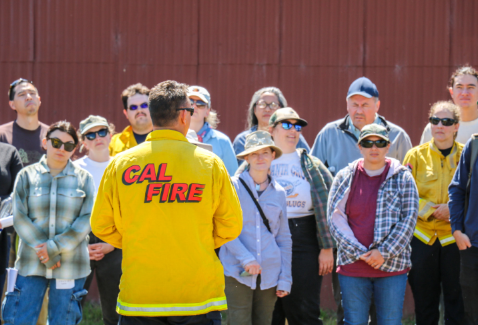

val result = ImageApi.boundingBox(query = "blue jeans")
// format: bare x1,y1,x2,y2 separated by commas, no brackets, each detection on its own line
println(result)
338,273,407,325
1,274,87,325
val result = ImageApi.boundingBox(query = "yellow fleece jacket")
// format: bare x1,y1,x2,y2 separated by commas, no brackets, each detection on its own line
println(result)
109,125,138,156
403,140,463,246
91,130,243,317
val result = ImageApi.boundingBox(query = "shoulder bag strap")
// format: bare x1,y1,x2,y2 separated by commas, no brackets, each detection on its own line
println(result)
238,178,272,233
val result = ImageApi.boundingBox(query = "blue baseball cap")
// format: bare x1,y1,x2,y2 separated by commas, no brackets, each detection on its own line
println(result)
346,77,379,100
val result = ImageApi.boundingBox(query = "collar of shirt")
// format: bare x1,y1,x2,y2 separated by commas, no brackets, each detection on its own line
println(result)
197,122,212,142
347,114,381,139
146,129,189,143
37,155,76,177
240,169,278,194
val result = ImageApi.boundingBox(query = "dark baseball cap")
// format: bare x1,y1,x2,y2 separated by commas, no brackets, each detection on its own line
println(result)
347,77,379,100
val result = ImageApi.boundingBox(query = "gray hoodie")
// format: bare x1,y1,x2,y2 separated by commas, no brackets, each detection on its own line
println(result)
310,115,412,176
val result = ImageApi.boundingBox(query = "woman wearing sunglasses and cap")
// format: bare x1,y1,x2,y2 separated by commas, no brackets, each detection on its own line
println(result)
328,124,419,325
265,108,334,325
403,101,465,324
220,130,292,325
73,115,122,325
2,121,94,324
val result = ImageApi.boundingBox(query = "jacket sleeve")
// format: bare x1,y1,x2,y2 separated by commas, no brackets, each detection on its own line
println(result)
449,140,471,234
222,238,256,269
310,128,328,166
220,138,239,176
376,170,419,259
45,174,94,264
276,197,292,292
420,124,432,145
233,133,246,166
327,171,368,261
90,160,124,248
212,158,243,248
394,131,413,163
6,148,23,199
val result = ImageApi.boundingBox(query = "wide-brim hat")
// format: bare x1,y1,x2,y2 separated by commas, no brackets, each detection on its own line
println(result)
236,130,283,160
269,107,308,127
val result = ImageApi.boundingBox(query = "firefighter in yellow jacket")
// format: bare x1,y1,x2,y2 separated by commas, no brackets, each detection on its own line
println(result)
403,101,464,324
91,80,242,325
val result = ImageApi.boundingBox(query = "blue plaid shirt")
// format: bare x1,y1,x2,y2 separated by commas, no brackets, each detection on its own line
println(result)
13,155,94,279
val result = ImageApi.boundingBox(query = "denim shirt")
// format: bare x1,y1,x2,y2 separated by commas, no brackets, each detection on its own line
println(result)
13,155,95,279
219,171,292,292
198,122,238,175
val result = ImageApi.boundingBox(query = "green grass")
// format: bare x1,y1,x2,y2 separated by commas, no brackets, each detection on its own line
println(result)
81,303,415,324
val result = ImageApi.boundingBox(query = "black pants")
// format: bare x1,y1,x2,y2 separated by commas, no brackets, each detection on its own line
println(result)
459,245,478,325
408,237,464,325
118,311,221,325
272,215,323,325
82,248,123,325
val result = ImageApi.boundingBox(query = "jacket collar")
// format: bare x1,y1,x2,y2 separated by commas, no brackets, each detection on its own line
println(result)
346,157,404,181
239,169,278,191
429,140,460,169
146,129,189,143
118,125,138,146
338,114,391,133
38,155,76,177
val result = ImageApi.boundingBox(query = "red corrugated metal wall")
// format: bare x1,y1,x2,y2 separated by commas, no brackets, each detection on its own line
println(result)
2,0,478,317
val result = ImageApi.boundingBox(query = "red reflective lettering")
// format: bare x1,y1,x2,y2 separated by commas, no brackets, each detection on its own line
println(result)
122,165,141,185
169,183,188,202
161,183,171,202
138,164,157,183
157,164,172,182
144,183,163,203
187,184,205,202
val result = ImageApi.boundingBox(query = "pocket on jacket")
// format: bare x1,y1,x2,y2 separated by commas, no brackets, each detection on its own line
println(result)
57,188,86,222
27,187,50,211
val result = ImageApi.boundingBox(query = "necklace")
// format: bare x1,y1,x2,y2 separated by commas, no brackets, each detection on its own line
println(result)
255,176,269,191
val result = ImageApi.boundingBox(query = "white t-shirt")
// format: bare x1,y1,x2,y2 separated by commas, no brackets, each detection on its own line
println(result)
270,151,313,218
73,156,112,193
420,117,478,145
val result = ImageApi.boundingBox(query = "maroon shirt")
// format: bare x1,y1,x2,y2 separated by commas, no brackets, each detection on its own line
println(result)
338,159,408,277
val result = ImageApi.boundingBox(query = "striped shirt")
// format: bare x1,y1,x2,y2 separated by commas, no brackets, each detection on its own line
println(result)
13,155,95,279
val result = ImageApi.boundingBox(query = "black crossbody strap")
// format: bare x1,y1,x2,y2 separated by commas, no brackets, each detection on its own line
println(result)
239,178,272,233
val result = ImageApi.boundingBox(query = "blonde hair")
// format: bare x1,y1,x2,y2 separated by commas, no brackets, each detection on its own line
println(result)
206,109,219,129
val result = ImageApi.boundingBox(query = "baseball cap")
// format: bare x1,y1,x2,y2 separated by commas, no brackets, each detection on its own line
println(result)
347,77,379,100
79,115,109,135
186,129,213,152
269,107,308,127
357,124,390,143
188,86,210,105
236,131,282,160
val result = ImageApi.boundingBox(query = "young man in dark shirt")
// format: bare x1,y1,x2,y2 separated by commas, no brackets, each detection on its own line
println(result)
0,78,48,166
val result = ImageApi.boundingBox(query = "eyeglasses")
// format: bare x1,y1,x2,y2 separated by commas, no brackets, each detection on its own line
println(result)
280,122,302,132
429,117,457,127
256,100,279,110
190,99,207,108
129,102,148,110
8,78,33,100
176,108,195,116
48,138,76,152
359,139,389,148
84,128,109,141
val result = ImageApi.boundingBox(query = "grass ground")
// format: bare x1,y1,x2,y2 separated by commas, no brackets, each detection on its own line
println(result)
81,302,415,325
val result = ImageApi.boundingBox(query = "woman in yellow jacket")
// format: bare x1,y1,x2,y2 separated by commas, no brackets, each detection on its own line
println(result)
403,101,464,325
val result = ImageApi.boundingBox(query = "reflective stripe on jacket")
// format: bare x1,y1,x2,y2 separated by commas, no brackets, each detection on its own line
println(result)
403,140,463,246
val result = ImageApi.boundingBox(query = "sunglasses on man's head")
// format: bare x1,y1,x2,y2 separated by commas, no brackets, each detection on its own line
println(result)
359,139,389,148
429,117,457,127
84,128,109,141
280,122,302,132
176,107,195,116
129,102,148,110
48,138,76,152
190,99,207,108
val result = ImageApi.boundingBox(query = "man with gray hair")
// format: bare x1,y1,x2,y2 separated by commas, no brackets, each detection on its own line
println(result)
310,76,412,325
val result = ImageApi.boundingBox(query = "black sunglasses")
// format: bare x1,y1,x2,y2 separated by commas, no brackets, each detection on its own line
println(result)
8,78,33,100
190,99,207,108
84,128,109,141
280,122,302,132
48,138,76,152
360,139,389,148
429,117,457,127
129,102,148,110
176,108,195,116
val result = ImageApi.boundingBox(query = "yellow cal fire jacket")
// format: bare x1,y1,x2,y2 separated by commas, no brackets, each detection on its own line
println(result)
109,125,138,156
403,140,464,246
91,130,243,317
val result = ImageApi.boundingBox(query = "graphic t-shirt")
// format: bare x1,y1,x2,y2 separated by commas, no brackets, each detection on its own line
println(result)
270,151,312,218
0,121,48,166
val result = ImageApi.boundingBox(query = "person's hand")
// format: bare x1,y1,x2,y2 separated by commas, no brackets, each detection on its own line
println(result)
89,243,114,261
35,243,50,264
276,290,289,298
432,204,450,222
360,249,384,270
319,248,334,276
454,230,472,250
49,261,61,270
244,261,262,275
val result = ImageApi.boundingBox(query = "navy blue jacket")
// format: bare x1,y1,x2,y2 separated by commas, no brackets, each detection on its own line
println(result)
449,137,478,247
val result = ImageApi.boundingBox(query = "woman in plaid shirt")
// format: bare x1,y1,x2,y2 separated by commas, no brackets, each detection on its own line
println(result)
328,124,419,325
2,121,95,325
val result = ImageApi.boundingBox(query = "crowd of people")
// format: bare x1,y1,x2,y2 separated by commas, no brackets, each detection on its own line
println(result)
0,65,477,325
